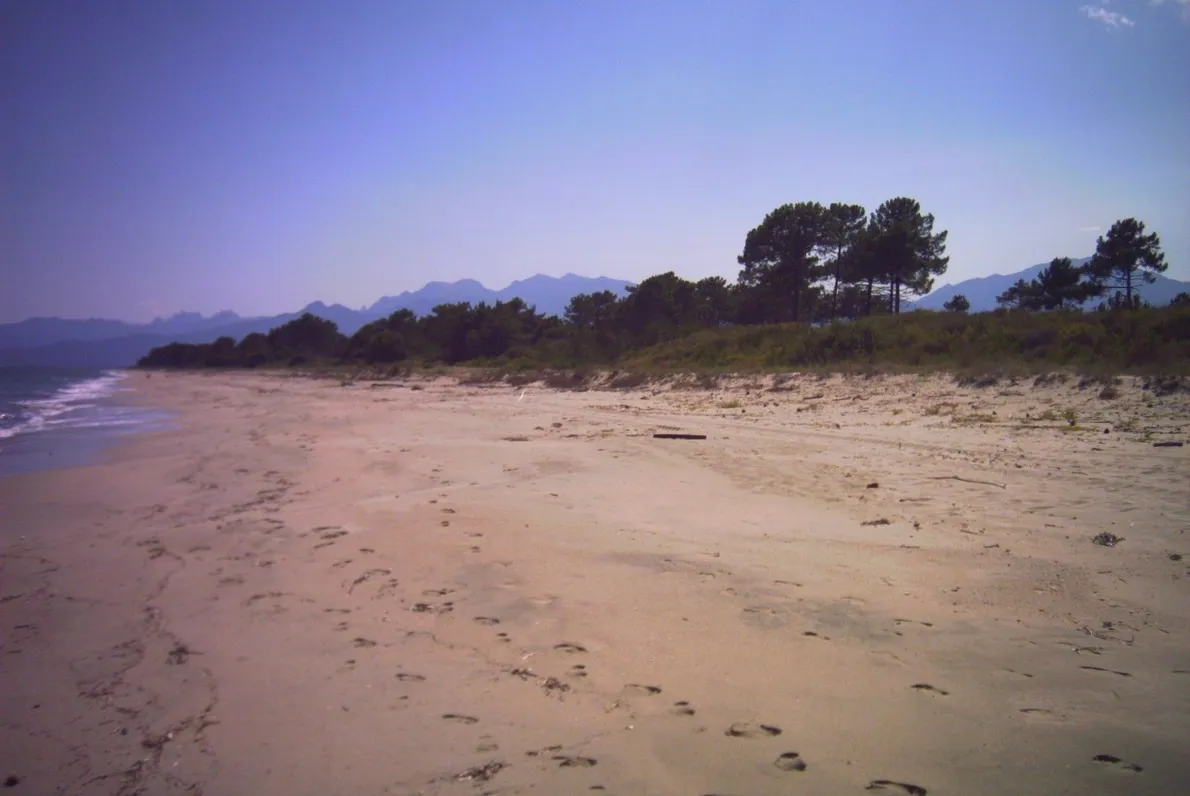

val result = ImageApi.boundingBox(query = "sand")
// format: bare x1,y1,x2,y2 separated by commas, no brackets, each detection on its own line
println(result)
1,369,1188,796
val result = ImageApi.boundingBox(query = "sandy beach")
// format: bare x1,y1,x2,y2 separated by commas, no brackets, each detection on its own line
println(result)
2,369,1188,796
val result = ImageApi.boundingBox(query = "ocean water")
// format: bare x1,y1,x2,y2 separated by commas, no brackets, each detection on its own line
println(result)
0,367,173,478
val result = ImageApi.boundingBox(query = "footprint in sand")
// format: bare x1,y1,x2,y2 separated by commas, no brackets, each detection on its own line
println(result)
725,722,782,738
395,672,426,682
411,601,454,614
867,780,927,795
740,605,789,629
623,684,662,696
244,592,289,614
910,683,949,696
999,668,1034,679
1080,665,1132,677
352,637,377,648
669,700,696,716
245,591,287,606
774,751,807,772
474,616,501,626
1093,754,1143,772
894,618,934,628
568,664,588,678
554,642,588,654
524,745,563,758
347,569,392,594
442,714,479,724
552,755,597,768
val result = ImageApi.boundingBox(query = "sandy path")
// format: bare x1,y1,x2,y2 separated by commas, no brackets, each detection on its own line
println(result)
1,370,1187,795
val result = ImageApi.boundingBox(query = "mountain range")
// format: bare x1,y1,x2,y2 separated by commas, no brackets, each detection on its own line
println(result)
0,274,633,367
914,258,1189,312
2,264,1187,368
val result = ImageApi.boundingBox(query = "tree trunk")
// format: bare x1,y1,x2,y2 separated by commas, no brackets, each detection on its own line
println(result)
865,276,874,316
830,242,843,321
831,274,839,321
792,275,801,324
1125,267,1133,308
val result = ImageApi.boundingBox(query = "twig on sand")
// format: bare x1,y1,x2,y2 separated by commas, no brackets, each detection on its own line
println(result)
928,475,1006,490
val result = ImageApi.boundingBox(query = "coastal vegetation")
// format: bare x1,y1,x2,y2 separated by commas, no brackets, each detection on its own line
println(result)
137,203,1187,374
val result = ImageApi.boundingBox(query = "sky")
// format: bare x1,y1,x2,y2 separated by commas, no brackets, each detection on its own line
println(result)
2,0,1188,323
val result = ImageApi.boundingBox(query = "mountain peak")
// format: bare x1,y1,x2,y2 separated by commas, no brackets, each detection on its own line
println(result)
366,274,632,319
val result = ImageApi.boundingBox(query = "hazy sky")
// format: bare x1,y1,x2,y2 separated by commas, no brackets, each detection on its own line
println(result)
3,0,1188,322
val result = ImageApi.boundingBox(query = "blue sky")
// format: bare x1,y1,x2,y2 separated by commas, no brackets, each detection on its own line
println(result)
2,0,1188,322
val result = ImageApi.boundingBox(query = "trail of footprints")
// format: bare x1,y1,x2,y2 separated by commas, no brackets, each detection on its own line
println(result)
307,515,1146,793
419,630,1143,794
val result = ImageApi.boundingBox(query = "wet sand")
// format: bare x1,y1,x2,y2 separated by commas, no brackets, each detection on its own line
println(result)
2,369,1188,795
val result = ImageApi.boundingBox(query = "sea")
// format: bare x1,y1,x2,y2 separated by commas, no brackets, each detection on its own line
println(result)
0,366,173,478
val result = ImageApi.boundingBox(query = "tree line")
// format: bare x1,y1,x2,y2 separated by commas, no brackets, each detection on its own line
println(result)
137,203,1174,370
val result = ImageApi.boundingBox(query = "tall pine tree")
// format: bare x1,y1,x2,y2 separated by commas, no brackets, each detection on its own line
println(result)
867,198,949,313
818,203,867,321
1083,218,1166,309
737,202,826,324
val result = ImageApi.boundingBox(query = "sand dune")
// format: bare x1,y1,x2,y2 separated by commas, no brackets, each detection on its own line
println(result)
1,370,1187,795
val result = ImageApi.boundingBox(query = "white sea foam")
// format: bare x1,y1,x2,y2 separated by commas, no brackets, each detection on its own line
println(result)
1,371,128,441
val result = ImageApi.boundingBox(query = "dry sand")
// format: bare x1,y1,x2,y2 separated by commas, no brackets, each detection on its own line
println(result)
1,369,1188,796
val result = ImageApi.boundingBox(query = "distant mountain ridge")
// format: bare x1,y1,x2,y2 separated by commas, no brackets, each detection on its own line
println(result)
363,273,630,319
916,257,1190,312
4,264,1186,368
0,310,254,350
0,274,633,367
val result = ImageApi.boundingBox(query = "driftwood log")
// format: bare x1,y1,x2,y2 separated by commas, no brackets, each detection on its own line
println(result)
653,433,707,440
927,475,1007,489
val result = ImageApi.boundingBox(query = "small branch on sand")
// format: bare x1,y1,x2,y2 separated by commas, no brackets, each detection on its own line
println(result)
653,433,707,440
927,475,1007,489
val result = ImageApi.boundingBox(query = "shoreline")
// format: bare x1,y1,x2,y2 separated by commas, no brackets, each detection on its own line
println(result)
2,370,1187,795
0,368,175,479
